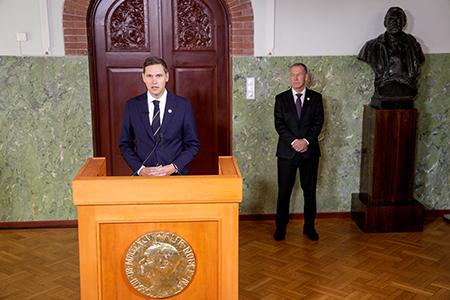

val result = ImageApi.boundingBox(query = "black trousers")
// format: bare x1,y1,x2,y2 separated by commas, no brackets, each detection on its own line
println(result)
275,154,319,229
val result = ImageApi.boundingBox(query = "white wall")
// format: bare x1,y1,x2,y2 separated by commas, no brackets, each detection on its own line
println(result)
253,0,450,56
0,0,65,56
0,0,449,57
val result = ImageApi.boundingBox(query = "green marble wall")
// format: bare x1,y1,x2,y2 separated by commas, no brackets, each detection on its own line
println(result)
414,54,450,209
232,54,450,215
0,56,92,222
0,54,448,222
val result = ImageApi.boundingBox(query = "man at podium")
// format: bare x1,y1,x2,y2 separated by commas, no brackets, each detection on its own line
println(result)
119,56,200,176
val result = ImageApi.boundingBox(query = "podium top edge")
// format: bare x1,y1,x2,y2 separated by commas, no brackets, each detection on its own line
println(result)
73,156,242,180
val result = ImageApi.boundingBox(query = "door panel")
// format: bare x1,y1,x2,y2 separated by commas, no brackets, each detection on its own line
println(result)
108,68,148,175
90,0,230,175
168,0,230,174
174,68,217,174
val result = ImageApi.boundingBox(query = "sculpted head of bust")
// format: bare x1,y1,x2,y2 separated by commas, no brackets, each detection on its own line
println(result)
358,6,425,105
384,7,407,36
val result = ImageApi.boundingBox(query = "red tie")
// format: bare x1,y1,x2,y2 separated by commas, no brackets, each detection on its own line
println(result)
296,93,302,119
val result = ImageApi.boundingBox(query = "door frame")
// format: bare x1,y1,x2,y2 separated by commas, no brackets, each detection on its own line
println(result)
87,0,233,175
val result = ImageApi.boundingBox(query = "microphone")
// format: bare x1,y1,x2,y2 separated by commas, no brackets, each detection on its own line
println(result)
130,133,162,176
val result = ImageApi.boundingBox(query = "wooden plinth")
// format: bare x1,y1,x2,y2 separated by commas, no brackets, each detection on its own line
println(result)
73,157,242,300
351,193,424,233
352,105,424,232
360,105,418,205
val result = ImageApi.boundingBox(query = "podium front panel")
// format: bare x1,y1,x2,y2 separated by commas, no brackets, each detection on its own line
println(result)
73,157,242,300
100,220,219,299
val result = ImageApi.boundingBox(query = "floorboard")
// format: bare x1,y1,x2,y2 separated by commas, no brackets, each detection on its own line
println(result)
0,218,449,299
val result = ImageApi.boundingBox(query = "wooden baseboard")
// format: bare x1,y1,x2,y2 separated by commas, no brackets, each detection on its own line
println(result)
239,212,352,221
1,210,448,229
0,220,78,229
239,210,450,221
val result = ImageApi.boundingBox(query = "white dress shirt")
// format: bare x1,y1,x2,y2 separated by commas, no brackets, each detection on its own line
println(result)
147,89,168,125
291,87,309,145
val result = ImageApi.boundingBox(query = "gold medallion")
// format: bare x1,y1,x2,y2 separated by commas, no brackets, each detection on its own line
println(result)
125,231,196,298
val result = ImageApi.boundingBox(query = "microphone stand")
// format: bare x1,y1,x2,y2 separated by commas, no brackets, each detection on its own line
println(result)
131,134,161,176
160,133,182,175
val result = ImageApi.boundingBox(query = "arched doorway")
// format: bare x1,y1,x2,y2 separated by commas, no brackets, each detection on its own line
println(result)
62,0,254,56
62,0,254,175
89,0,230,175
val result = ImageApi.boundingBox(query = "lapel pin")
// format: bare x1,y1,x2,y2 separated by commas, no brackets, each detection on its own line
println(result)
168,109,172,113
307,97,310,101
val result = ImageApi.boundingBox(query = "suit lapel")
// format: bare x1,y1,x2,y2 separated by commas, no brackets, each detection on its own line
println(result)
160,91,178,137
299,88,311,122
137,92,154,140
285,91,298,119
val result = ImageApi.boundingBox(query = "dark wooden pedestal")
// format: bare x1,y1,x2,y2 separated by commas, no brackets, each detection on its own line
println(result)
351,106,424,233
351,193,423,232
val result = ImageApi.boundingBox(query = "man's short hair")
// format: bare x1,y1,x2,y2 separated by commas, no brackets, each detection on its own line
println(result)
290,63,308,74
143,56,168,74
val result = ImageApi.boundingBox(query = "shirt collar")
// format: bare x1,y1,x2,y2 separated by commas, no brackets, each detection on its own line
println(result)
291,87,306,100
147,89,168,122
147,89,168,104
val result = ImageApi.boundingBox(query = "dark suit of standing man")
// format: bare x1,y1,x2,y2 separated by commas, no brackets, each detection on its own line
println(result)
274,63,324,241
119,56,200,176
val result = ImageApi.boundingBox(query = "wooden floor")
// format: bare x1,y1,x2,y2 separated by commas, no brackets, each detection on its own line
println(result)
0,217,449,299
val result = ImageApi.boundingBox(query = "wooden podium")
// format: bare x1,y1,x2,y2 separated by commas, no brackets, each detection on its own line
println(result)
73,157,242,299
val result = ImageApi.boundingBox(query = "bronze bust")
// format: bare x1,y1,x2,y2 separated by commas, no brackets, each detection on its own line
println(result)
358,7,425,108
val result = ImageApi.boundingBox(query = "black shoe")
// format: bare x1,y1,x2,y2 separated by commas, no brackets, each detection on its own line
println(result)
303,227,319,241
274,228,286,241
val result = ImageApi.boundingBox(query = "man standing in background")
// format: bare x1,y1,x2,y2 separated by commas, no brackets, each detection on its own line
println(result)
274,63,324,241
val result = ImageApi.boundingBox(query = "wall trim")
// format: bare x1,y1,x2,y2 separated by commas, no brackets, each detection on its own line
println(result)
239,210,450,221
0,220,78,229
1,210,448,229
239,212,352,221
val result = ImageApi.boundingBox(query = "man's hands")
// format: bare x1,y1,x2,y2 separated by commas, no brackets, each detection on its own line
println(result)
292,139,308,153
139,164,176,176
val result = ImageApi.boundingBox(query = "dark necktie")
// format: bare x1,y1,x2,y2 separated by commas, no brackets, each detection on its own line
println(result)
296,93,303,119
151,100,161,137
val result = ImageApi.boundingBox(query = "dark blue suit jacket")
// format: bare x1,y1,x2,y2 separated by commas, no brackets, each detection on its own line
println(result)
119,90,200,175
274,88,324,159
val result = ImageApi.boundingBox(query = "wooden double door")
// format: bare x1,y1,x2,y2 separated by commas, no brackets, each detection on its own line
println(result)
89,0,230,175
